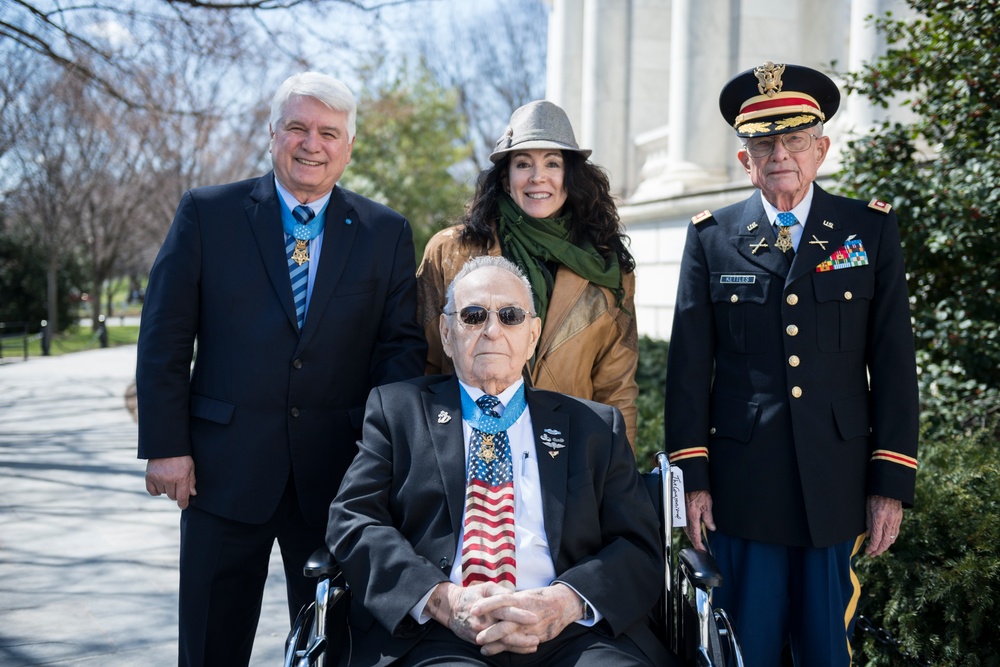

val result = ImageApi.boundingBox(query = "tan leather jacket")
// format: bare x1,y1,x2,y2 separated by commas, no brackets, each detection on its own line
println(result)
416,226,640,446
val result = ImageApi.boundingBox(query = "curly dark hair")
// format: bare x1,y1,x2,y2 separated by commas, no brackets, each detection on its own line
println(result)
458,152,635,273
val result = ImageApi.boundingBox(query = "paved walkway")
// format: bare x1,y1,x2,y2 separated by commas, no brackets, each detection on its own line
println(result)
0,346,288,666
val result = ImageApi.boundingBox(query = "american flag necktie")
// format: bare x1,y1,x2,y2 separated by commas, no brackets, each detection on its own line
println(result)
460,394,516,590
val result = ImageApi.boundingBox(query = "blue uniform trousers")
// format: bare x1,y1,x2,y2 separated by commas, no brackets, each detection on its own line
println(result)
707,531,866,667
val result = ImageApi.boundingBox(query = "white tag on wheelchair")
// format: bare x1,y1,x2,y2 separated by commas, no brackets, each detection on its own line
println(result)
671,465,686,527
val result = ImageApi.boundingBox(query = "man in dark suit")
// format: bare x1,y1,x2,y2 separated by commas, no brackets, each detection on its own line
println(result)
136,71,426,667
329,256,668,667
665,62,919,666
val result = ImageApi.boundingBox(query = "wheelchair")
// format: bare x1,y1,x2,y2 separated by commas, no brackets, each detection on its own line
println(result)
284,451,742,666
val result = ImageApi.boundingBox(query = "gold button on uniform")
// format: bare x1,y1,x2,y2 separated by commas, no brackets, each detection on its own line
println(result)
844,291,853,300
788,355,800,367
786,324,799,337
786,294,798,306
791,386,803,398
730,294,739,303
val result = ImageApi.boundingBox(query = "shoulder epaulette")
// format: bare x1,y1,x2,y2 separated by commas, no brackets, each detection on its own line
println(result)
692,210,714,225
868,198,892,214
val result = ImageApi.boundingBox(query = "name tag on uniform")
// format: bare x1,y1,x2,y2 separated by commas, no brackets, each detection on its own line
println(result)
720,274,756,284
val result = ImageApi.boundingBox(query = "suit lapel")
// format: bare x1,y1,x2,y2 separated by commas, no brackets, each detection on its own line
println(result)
730,195,789,278
787,186,841,285
423,377,468,537
299,187,358,347
246,173,298,332
526,388,571,568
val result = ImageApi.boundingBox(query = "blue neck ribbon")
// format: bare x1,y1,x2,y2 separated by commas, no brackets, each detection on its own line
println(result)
459,384,527,434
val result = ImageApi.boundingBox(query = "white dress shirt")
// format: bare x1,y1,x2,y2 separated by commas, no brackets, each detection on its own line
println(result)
760,182,815,252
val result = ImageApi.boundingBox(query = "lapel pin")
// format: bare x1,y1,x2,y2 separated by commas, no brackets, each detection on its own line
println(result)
808,235,828,250
541,428,565,457
823,220,834,229
747,221,759,232
345,217,353,225
437,411,451,424
750,237,769,255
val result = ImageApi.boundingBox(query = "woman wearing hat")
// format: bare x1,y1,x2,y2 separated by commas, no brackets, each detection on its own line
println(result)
417,100,640,446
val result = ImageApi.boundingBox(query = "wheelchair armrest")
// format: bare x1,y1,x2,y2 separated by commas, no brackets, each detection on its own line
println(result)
678,547,723,590
304,546,341,580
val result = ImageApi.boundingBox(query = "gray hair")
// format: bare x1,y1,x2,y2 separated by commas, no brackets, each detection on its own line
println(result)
444,256,535,316
269,72,357,141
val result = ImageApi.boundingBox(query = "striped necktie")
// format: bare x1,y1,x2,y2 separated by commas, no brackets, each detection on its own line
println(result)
775,211,798,257
287,205,315,330
460,394,516,590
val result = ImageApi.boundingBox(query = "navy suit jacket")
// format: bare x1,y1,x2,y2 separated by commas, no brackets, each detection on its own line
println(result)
136,172,427,527
328,376,666,667
665,185,919,547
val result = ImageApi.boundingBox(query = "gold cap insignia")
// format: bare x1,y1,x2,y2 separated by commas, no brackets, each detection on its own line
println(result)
754,61,786,97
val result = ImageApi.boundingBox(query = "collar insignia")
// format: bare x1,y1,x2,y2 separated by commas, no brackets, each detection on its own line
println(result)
808,235,828,250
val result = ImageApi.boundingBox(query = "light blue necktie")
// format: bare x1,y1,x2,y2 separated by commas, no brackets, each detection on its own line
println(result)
287,205,315,330
775,211,798,256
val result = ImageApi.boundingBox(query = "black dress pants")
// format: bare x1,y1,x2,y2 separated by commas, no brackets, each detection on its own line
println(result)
177,477,324,667
395,622,658,667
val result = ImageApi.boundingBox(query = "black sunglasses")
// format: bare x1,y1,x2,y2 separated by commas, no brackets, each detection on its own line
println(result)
445,305,532,327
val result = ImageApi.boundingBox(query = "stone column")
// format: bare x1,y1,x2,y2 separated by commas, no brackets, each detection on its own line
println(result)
579,0,630,196
545,0,584,122
656,0,728,194
846,0,882,134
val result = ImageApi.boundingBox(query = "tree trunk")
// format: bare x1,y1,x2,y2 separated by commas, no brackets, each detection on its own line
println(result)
90,279,103,332
47,257,59,334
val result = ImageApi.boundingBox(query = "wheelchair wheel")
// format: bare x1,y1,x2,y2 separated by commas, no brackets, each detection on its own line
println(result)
713,607,743,667
680,590,743,667
284,601,327,667
692,608,742,667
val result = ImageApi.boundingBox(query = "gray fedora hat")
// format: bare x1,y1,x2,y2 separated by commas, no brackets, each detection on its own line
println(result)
489,100,592,163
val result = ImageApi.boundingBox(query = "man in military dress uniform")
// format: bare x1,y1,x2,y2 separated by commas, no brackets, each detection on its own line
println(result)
664,62,919,666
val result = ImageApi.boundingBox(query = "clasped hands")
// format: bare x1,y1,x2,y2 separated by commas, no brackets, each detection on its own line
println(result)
426,581,584,656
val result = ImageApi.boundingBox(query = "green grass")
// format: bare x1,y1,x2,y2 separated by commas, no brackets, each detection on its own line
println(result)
1,325,140,359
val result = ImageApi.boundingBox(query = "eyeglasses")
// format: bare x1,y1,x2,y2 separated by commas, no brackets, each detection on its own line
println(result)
744,130,820,158
445,305,532,327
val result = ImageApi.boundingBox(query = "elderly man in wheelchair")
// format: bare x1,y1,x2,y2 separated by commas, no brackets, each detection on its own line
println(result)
287,257,741,667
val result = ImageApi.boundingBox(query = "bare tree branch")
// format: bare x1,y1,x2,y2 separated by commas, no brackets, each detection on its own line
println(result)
0,0,430,111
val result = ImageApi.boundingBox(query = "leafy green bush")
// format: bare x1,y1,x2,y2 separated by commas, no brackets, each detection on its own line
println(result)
853,416,1000,666
0,228,83,332
634,335,668,466
835,0,1000,436
834,6,1000,658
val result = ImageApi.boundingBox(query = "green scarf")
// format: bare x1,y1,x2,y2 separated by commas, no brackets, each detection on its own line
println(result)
497,194,624,326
